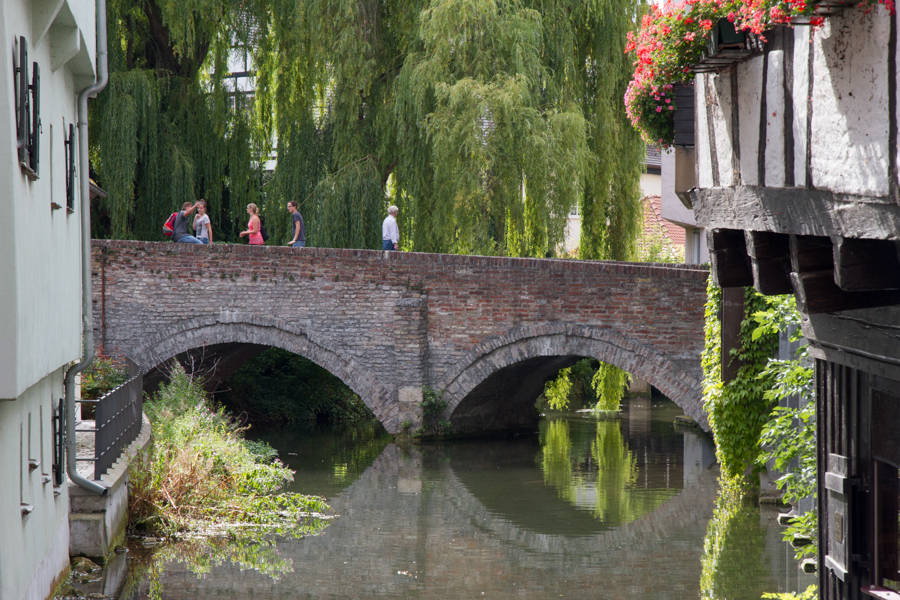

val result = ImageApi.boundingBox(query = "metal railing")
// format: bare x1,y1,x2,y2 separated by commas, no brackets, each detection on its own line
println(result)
77,357,143,480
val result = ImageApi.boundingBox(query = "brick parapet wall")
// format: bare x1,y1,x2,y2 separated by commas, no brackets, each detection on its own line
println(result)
92,240,709,432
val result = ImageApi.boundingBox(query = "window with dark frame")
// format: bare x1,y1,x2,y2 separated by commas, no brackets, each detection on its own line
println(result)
52,398,64,487
14,35,40,180
65,124,75,212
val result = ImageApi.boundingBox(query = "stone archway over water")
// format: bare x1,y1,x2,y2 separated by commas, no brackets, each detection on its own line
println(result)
129,313,396,426
440,323,708,433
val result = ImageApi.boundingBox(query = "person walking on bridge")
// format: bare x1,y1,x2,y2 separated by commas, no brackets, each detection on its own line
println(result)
286,201,305,248
172,202,203,244
382,205,399,251
240,203,264,246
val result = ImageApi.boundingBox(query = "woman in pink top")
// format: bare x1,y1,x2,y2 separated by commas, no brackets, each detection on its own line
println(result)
239,203,263,245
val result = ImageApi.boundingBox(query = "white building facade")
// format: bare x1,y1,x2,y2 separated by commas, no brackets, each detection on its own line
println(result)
0,0,99,597
690,9,900,600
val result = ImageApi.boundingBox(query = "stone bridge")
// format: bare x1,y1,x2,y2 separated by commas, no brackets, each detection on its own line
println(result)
91,240,710,434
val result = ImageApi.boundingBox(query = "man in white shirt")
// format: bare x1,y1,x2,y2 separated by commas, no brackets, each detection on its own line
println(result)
382,205,400,251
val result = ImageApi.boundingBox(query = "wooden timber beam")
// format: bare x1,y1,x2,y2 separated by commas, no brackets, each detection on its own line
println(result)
832,237,900,292
744,230,792,295
720,287,745,383
708,228,753,288
790,235,900,314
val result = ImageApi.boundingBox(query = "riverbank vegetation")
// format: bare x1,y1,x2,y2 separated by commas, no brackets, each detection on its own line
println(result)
129,365,332,538
540,359,630,413
80,354,128,400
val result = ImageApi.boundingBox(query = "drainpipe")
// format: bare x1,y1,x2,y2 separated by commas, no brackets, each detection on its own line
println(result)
64,0,109,496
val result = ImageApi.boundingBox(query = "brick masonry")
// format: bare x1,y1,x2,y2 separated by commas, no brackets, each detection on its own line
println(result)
92,240,710,433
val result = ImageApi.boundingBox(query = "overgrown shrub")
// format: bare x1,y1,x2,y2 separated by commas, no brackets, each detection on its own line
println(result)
419,386,451,435
129,365,331,537
80,354,128,400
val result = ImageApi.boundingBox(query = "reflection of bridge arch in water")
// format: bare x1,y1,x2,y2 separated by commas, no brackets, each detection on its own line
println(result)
129,433,721,599
437,451,718,570
285,438,720,590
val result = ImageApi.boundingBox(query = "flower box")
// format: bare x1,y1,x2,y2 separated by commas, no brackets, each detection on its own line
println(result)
791,0,858,22
691,19,764,73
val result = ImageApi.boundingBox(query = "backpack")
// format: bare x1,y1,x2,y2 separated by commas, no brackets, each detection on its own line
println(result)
163,212,177,237
259,219,270,242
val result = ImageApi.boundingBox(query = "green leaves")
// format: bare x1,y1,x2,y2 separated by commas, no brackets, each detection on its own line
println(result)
701,281,782,490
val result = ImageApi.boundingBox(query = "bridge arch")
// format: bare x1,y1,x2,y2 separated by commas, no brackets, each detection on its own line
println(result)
128,312,394,426
440,323,708,433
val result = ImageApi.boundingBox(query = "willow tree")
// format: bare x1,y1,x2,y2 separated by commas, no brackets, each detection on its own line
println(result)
94,0,644,253
253,0,645,255
89,0,267,240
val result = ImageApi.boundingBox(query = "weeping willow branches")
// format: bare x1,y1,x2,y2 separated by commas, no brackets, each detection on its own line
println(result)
90,0,264,240
94,0,645,256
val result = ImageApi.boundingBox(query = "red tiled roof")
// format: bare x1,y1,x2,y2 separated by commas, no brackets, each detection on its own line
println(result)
642,194,685,246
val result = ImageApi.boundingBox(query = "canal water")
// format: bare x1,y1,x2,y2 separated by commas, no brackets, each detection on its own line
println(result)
116,396,815,599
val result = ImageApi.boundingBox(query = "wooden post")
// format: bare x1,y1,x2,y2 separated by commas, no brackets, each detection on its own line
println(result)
720,287,744,383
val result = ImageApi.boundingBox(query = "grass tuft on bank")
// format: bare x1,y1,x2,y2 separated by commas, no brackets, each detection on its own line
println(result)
129,365,332,538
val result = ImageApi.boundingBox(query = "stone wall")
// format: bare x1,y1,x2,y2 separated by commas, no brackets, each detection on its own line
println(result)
92,241,710,432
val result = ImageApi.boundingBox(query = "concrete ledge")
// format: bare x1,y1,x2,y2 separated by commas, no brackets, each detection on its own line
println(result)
69,412,151,560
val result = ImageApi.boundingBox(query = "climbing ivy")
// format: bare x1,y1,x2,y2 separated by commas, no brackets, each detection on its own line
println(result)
701,280,780,492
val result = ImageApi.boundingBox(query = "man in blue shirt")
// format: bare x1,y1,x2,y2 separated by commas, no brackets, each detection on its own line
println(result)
286,201,306,248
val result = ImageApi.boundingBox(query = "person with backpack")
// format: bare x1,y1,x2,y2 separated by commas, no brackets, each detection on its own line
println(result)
171,202,203,244
239,203,264,245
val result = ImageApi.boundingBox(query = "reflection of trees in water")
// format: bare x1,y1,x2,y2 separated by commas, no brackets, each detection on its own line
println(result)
127,535,315,600
590,420,638,521
700,486,773,600
540,420,576,494
254,420,392,497
538,418,677,526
